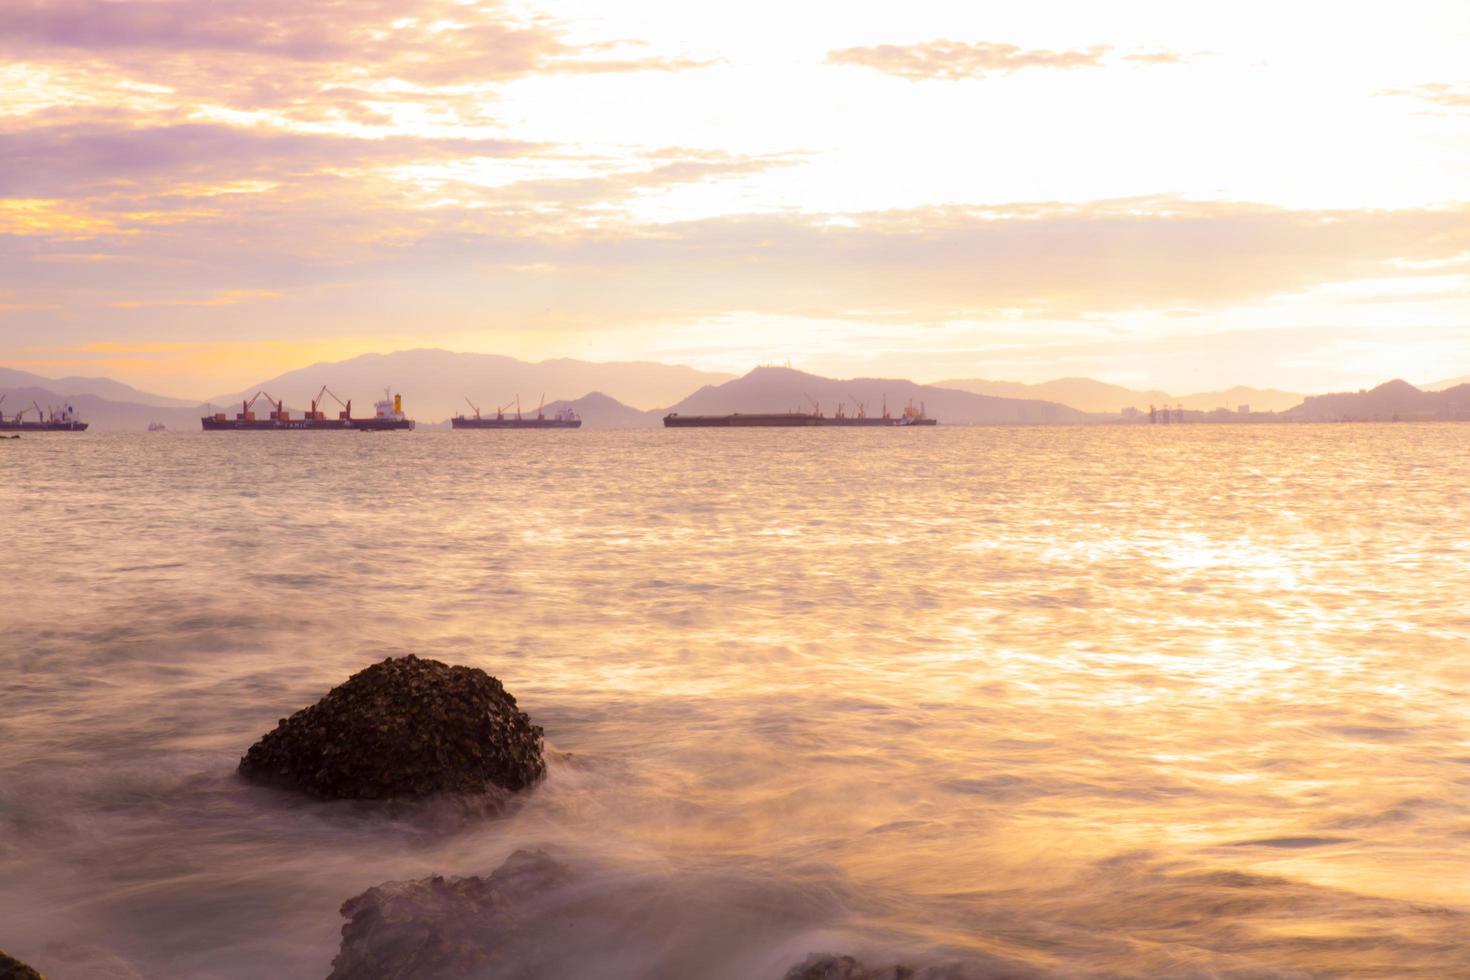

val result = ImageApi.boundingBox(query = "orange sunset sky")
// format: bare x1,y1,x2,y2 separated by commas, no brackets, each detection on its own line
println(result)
1,0,1468,398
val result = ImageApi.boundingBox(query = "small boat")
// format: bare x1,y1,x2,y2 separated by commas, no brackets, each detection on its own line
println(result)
147,422,167,432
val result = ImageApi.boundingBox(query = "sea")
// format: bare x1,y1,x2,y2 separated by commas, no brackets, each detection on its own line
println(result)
2,425,1468,979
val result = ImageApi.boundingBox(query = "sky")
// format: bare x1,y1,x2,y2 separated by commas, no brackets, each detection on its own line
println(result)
1,0,1468,399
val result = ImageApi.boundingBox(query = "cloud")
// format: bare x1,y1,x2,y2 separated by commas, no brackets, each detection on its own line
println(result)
0,119,545,197
827,40,1108,80
110,288,281,308
16,194,1461,333
1122,51,1185,65
0,1,707,127
1398,83,1470,110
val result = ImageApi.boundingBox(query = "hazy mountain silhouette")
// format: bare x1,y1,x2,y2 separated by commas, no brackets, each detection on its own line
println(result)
540,392,660,428
0,386,207,431
664,367,1087,424
1285,379,1470,421
1427,374,1470,392
0,368,197,408
210,349,733,421
936,376,1304,414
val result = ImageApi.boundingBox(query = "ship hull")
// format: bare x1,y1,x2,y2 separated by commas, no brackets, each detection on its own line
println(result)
201,418,413,431
451,418,582,429
0,420,88,431
663,413,935,427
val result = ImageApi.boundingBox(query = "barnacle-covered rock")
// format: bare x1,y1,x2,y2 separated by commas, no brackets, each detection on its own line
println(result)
239,655,544,800
0,949,44,980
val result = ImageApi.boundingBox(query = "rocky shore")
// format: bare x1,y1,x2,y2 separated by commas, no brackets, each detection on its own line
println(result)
234,657,963,979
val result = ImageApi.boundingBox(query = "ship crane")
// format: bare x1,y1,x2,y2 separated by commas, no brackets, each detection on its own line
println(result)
804,393,822,418
848,393,866,419
496,398,516,421
235,390,285,420
310,385,350,420
536,393,546,421
463,397,482,420
881,394,890,420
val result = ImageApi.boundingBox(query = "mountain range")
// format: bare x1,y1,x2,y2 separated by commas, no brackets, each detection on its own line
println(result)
5,350,1470,430
935,377,1306,414
206,349,734,418
1285,379,1470,422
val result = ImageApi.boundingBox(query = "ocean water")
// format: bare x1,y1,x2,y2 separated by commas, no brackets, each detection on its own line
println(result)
2,426,1469,979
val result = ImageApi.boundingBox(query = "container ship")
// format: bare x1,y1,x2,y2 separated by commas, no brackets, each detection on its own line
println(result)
452,396,581,429
201,387,413,431
0,397,88,431
664,398,936,428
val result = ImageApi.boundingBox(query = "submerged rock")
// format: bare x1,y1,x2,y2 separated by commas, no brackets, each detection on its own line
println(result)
329,849,569,980
239,655,544,800
0,949,43,980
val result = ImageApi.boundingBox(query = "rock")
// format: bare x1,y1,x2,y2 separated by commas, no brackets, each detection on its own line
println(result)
782,954,995,980
0,949,43,980
784,955,914,980
239,655,544,800
328,849,569,980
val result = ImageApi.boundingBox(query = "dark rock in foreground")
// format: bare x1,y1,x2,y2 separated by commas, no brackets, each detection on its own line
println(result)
0,949,43,980
239,655,544,800
329,849,569,980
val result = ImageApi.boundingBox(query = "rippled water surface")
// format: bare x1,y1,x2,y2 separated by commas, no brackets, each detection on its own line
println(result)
3,426,1469,978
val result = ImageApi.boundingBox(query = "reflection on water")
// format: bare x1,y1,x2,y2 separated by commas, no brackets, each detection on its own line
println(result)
2,426,1469,978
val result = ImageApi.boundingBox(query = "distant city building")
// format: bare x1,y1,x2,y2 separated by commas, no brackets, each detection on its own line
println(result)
1122,406,1141,418
1237,404,1250,414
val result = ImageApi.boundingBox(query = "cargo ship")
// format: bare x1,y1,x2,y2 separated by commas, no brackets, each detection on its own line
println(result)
664,398,936,428
452,395,581,429
0,397,88,431
201,387,413,431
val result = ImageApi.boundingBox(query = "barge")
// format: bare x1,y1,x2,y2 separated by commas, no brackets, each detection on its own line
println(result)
452,396,581,429
664,398,936,427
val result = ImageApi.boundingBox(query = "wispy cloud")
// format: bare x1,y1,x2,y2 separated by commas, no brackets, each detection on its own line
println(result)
1394,83,1470,110
110,288,281,309
827,40,1108,80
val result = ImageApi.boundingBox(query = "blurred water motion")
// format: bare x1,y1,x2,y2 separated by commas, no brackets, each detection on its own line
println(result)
2,426,1468,978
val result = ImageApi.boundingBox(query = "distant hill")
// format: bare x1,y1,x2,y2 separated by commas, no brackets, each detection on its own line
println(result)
664,366,1088,424
212,349,734,422
541,392,660,428
1285,379,1470,422
936,376,1304,414
0,368,196,408
1426,374,1470,392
